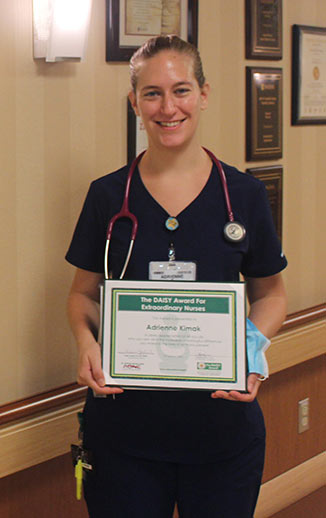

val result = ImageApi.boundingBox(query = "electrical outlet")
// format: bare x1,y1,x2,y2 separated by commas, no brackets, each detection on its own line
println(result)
298,398,310,433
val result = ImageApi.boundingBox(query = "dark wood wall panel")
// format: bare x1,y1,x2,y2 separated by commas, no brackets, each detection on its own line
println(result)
259,355,326,482
0,454,87,518
269,486,326,518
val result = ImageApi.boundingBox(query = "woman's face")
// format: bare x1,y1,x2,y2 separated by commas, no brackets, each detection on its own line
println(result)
129,51,209,151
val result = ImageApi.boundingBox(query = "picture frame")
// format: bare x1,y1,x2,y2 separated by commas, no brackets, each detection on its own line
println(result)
246,165,283,243
292,24,326,125
245,0,282,60
127,98,148,162
246,66,283,161
101,280,247,392
106,0,198,62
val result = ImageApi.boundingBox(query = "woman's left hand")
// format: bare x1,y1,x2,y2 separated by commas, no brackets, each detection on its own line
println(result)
210,373,262,402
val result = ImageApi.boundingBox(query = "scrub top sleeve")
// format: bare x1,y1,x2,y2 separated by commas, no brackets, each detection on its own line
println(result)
65,182,106,273
241,182,287,278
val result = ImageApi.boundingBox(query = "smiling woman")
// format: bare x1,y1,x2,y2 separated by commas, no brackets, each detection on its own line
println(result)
128,51,209,154
65,34,287,518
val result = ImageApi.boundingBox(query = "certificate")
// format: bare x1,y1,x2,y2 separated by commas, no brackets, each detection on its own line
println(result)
101,280,247,391
292,25,326,125
125,0,181,38
106,0,198,62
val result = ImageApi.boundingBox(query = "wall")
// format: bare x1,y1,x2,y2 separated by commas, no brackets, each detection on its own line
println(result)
0,0,325,407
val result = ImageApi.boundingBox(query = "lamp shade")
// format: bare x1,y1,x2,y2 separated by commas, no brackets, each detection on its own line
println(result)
33,0,92,62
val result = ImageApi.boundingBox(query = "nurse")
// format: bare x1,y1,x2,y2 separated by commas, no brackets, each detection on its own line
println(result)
66,35,287,518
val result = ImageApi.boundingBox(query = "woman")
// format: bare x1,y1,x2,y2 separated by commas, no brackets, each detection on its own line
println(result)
66,35,287,518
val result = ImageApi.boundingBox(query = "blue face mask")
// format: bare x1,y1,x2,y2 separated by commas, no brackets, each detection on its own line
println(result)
246,319,271,380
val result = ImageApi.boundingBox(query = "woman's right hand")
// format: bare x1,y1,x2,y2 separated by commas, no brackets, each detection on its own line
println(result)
77,338,124,396
67,268,124,396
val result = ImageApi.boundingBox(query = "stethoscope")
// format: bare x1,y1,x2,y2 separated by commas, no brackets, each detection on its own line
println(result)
104,147,246,280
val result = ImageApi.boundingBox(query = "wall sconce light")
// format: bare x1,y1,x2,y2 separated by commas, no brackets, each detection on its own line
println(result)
33,0,92,62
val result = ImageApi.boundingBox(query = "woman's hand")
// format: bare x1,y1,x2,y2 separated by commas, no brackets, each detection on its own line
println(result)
210,374,261,402
68,268,123,396
77,338,124,395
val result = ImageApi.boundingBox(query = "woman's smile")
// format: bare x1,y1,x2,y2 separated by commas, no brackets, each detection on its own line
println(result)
156,118,186,128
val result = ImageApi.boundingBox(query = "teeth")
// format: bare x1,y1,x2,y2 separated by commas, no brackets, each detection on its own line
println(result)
159,121,180,127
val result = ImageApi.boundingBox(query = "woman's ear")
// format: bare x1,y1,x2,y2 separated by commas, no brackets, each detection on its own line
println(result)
128,90,140,117
200,82,210,111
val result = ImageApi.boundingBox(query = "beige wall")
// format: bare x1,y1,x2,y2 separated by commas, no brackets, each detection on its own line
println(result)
1,0,325,405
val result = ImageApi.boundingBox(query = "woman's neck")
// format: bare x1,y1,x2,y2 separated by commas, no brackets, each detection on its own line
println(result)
137,143,213,217
139,144,211,180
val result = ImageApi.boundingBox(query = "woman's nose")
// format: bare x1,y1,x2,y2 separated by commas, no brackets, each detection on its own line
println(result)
160,94,176,115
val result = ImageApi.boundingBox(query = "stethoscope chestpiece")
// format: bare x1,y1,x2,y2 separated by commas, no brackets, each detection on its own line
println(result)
223,221,246,243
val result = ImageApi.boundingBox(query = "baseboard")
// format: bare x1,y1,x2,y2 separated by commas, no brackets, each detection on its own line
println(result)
255,451,326,518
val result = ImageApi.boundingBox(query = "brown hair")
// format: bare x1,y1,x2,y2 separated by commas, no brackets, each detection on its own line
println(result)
129,35,206,92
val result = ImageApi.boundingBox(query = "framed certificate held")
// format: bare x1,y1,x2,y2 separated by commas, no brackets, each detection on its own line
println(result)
100,280,247,392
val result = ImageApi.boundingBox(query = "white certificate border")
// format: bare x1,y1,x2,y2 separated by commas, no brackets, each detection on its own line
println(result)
101,280,247,391
111,289,237,382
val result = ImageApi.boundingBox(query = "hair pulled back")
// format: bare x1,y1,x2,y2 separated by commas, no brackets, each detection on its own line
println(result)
129,35,206,92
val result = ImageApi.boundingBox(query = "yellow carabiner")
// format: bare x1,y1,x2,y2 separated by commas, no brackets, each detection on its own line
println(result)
75,458,83,500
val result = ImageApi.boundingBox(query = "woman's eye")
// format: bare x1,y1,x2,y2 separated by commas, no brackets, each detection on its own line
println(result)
144,91,160,98
175,88,190,95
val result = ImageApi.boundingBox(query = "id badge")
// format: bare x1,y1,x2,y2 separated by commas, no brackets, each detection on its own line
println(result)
149,261,197,281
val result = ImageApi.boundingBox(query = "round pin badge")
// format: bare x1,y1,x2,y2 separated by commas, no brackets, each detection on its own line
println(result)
224,221,246,242
165,217,179,231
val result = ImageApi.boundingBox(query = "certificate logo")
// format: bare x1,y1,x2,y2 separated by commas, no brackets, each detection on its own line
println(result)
197,362,222,371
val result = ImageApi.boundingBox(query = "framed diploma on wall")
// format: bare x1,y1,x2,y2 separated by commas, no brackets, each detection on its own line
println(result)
292,25,326,125
246,66,283,161
245,0,282,60
106,0,198,62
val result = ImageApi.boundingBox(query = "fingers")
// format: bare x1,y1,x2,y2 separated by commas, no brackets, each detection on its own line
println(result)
77,341,124,395
211,374,261,402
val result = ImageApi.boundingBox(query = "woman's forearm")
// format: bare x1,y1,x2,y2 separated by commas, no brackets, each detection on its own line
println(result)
67,291,100,347
246,273,287,339
248,295,287,339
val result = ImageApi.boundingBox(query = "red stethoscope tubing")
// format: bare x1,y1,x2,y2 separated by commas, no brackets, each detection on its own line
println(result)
104,148,239,279
202,147,235,223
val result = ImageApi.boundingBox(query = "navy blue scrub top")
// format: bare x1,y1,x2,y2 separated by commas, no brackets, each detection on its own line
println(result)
66,160,287,463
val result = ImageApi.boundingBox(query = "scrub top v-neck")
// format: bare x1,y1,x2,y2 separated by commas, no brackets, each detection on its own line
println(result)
136,162,213,226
